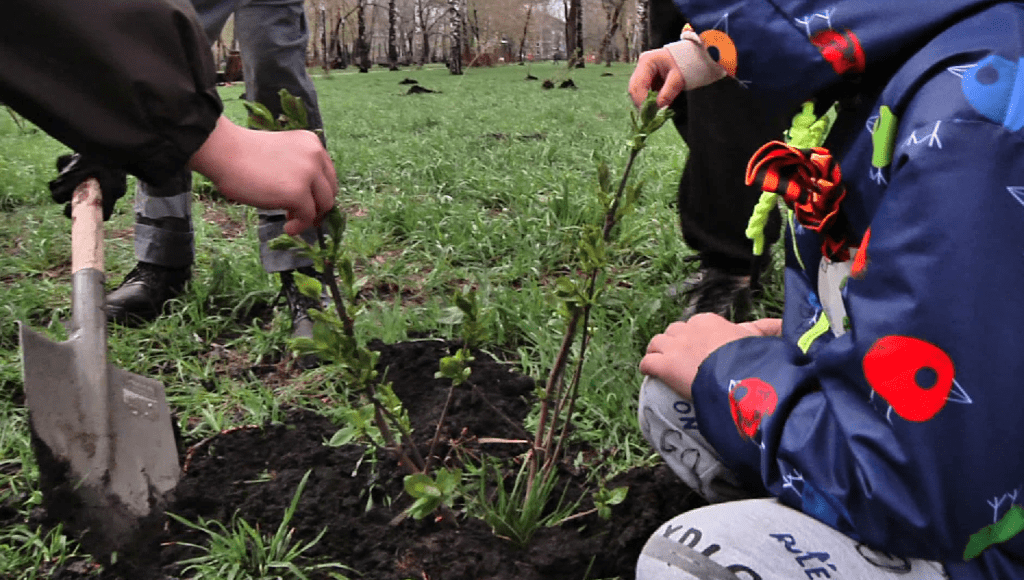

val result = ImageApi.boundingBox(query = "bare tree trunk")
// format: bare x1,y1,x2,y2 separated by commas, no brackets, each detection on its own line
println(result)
319,2,330,75
574,0,584,67
447,0,463,74
566,0,584,67
416,0,430,66
387,0,399,70
635,0,650,55
564,0,574,63
357,0,370,72
598,0,626,66
518,4,533,63
310,3,321,66
620,15,631,63
330,13,346,68
469,7,480,52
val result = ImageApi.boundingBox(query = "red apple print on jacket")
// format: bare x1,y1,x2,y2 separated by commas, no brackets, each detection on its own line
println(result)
729,378,779,440
811,29,866,76
863,336,954,422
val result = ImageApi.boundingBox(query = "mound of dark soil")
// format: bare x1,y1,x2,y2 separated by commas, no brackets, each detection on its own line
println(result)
407,85,438,95
44,339,702,580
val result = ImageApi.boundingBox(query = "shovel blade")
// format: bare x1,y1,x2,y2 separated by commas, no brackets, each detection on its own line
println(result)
20,321,180,554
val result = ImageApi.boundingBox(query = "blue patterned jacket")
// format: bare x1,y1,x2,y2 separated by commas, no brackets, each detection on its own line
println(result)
673,1,1024,577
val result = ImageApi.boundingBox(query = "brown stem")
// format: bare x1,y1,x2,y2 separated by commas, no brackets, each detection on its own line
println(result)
315,227,355,338
315,227,423,473
423,372,460,473
370,388,426,472
603,150,638,241
542,272,596,480
530,314,579,480
538,148,639,483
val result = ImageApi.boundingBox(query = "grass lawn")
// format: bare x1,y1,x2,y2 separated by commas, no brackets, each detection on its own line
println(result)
0,61,784,576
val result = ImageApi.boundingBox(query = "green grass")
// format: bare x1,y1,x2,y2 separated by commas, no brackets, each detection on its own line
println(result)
0,62,785,574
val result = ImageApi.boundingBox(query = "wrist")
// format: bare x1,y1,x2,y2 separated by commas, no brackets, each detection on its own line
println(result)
664,28,727,90
187,115,239,183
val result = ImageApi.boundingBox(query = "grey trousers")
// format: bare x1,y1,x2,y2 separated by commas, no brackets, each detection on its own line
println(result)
637,377,948,580
134,0,321,272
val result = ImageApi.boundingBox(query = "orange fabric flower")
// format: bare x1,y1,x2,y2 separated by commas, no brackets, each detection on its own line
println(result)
746,141,851,261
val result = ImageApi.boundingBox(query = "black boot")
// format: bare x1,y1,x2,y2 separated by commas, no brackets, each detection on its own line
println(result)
105,262,191,325
279,267,322,369
672,267,755,323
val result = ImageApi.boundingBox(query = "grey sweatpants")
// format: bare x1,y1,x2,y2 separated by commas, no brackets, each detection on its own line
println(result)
637,376,948,580
134,0,321,272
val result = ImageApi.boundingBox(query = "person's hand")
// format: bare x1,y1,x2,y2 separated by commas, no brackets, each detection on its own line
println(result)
640,313,782,400
49,153,127,221
188,116,337,236
629,48,687,109
628,27,728,110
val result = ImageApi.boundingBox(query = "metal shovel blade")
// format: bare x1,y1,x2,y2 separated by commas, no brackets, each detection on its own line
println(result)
20,179,180,556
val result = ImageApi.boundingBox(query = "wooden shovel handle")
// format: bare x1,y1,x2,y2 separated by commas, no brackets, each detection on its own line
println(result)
70,178,104,274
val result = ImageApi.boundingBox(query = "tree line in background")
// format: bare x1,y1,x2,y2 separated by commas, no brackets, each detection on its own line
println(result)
213,1,659,76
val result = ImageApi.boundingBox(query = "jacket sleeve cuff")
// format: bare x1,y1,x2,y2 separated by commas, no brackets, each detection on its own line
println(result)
691,336,809,491
664,28,728,91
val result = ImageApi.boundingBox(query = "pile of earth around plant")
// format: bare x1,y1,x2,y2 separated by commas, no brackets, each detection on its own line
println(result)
42,338,705,580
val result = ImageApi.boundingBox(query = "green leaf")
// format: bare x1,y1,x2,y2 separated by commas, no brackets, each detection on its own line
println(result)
605,486,628,505
293,272,322,300
279,89,310,130
243,101,278,131
326,208,347,241
438,306,465,326
407,496,441,520
554,277,576,298
268,235,307,252
596,160,611,194
639,92,659,126
288,336,318,355
326,427,357,447
311,320,335,350
339,258,355,292
435,469,462,494
404,473,440,498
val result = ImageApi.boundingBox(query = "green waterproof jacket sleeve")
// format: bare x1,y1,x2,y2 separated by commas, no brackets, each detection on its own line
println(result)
0,0,223,185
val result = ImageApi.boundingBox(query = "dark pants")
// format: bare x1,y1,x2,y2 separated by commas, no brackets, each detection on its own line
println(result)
650,0,785,279
668,78,786,278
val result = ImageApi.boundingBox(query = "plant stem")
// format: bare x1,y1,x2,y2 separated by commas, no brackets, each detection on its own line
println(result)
316,228,355,338
423,378,458,474
529,143,643,497
315,228,425,475
604,150,638,240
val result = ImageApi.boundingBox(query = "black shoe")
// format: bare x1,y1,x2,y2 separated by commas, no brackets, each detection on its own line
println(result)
279,268,322,369
671,267,754,323
106,262,191,325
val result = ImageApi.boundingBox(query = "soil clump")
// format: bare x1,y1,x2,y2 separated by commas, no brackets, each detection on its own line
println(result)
37,339,701,579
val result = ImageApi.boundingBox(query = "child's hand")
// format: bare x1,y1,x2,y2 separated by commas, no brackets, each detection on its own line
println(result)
640,314,782,400
628,28,729,110
628,48,686,109
188,115,337,236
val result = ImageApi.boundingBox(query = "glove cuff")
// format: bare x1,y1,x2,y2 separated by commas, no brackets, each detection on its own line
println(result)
664,28,728,91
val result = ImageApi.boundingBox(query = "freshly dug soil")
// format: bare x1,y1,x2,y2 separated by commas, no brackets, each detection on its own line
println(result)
43,339,703,580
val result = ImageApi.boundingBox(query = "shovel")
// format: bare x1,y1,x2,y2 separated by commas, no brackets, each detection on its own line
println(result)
20,178,180,557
